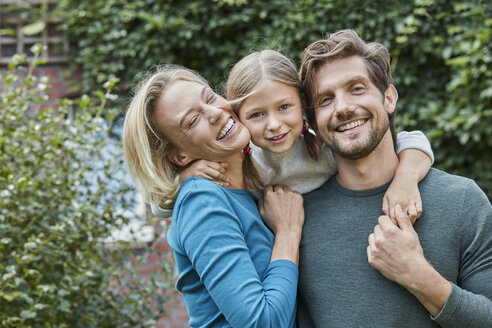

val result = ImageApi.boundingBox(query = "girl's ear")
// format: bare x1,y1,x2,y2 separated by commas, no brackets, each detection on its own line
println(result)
384,84,398,114
168,149,193,167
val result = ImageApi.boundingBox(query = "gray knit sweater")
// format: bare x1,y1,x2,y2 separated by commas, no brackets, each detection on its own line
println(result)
298,168,492,328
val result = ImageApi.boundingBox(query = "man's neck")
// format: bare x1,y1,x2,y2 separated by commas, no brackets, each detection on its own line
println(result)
334,132,398,190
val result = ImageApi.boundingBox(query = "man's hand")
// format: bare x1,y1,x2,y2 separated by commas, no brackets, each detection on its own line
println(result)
367,205,451,316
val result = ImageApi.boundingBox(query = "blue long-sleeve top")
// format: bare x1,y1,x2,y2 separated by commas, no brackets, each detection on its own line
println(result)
167,177,298,328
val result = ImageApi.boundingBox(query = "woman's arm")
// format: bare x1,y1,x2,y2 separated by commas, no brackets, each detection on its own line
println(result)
174,183,300,327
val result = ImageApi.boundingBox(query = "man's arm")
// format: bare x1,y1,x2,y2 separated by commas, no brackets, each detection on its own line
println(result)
367,187,492,328
367,207,452,316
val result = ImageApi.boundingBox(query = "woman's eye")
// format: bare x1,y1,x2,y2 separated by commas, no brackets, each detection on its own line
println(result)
207,93,216,103
188,115,199,128
279,104,290,111
249,112,263,119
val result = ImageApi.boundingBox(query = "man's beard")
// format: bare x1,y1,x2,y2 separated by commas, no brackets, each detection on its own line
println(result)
329,113,389,160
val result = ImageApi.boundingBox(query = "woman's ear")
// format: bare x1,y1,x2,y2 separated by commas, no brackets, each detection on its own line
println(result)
168,149,193,167
384,84,398,114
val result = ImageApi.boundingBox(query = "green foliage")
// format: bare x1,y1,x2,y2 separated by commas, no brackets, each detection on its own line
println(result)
0,46,173,327
55,0,491,199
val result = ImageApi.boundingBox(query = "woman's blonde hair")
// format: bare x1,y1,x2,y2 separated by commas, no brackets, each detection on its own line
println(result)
123,65,209,210
226,50,320,160
123,65,261,211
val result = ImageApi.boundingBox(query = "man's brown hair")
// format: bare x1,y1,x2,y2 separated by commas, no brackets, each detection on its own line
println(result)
299,29,396,145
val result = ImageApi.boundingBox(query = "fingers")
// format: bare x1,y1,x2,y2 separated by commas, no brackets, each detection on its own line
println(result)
416,201,423,219
407,203,418,223
395,205,413,231
382,196,389,216
258,198,264,216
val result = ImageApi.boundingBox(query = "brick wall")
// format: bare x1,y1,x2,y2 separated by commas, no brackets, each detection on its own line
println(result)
145,218,190,328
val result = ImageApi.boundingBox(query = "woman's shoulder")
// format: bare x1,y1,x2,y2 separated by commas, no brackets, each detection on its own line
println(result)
176,177,248,207
180,176,223,193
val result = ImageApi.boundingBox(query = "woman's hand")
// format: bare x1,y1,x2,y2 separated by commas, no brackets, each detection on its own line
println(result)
258,185,305,265
179,160,230,186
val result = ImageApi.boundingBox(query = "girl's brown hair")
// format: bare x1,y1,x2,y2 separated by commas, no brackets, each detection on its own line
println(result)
226,50,320,160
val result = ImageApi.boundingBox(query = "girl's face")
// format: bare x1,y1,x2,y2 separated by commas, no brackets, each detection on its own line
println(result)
238,80,304,154
154,80,251,164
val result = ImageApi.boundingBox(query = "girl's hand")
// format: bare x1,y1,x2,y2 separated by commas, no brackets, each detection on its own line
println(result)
385,148,431,223
383,174,422,224
258,185,305,235
179,160,230,186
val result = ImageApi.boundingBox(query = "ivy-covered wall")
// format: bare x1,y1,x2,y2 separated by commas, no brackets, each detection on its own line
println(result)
57,0,492,200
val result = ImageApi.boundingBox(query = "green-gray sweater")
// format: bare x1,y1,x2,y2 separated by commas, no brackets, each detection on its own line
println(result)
298,168,492,328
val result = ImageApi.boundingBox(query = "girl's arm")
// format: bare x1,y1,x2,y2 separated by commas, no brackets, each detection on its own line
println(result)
384,131,433,222
258,185,304,265
179,160,230,186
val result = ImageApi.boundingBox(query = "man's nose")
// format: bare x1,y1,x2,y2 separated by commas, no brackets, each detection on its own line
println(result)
333,94,354,115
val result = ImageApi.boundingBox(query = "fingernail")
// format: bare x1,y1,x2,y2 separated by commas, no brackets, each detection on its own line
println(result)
396,204,403,212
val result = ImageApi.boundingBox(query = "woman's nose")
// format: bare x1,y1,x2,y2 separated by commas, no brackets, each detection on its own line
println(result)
206,105,223,124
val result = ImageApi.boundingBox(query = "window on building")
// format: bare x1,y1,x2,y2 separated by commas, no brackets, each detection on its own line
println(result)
0,0,68,65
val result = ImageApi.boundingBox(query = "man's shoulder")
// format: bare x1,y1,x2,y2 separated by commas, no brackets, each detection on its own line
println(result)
424,168,481,192
423,168,490,207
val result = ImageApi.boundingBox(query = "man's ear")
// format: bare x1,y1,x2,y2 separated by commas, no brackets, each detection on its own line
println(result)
384,84,398,114
168,149,193,167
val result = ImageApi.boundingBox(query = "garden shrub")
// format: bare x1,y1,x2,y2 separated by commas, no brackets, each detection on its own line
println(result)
0,45,173,328
55,0,491,200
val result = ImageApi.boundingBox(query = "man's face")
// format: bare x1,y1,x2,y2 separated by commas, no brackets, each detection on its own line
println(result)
312,56,397,160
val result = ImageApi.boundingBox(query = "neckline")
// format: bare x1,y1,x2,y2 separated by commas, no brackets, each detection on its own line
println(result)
326,176,392,197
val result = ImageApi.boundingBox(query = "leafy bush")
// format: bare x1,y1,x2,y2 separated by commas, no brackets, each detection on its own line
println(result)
55,0,492,200
0,46,173,327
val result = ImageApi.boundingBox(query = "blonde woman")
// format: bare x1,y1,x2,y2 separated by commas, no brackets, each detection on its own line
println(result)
123,66,303,328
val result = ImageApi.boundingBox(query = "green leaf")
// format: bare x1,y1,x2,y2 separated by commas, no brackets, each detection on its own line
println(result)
21,21,46,36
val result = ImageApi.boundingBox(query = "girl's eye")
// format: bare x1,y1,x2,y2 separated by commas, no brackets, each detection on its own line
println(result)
279,104,290,111
249,112,263,119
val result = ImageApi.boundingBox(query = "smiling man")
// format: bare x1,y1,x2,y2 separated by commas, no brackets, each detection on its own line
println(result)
297,29,492,328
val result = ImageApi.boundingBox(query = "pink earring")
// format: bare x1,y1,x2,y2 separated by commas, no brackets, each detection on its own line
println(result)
242,145,251,155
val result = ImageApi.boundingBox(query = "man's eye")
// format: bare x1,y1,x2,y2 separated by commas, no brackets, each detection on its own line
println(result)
352,86,365,93
279,104,290,111
319,96,333,106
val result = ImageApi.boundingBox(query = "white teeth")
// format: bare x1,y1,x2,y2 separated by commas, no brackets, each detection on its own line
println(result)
338,120,365,132
271,134,286,140
217,118,235,140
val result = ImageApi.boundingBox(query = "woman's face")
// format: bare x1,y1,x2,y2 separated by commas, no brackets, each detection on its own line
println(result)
154,80,251,164
237,80,304,154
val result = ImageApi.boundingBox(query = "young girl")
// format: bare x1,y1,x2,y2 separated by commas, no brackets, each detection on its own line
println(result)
153,50,433,219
